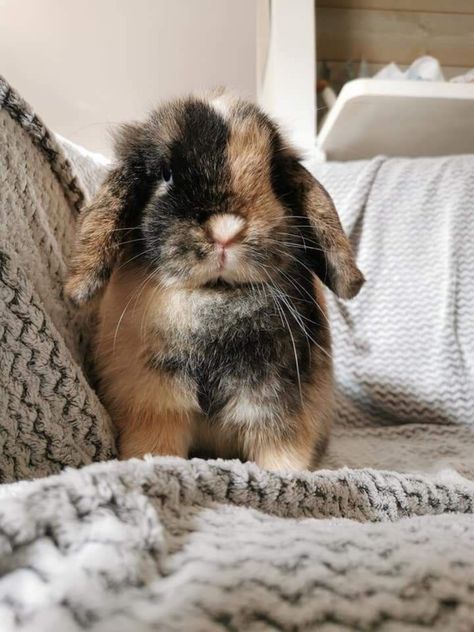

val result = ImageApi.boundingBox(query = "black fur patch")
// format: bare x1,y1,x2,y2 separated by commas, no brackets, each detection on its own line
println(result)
171,101,231,216
124,100,234,277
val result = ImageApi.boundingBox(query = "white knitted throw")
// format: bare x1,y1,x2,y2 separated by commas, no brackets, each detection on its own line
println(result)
0,77,473,631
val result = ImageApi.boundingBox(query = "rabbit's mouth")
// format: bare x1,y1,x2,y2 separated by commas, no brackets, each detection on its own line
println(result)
202,248,261,286
156,244,269,289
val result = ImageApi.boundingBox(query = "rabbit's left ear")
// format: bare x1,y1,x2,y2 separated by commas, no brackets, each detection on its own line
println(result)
284,160,365,299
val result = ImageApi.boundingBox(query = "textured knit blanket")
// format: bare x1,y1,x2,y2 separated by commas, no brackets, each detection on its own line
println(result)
0,77,473,631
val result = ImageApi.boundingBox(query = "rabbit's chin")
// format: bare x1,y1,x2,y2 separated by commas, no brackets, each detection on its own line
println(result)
159,257,268,290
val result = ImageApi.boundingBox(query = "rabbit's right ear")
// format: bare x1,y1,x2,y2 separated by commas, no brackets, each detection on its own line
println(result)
65,168,131,305
65,122,156,305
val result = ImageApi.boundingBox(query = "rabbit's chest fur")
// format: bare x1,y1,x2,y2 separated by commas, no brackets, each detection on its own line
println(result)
147,285,292,418
99,268,322,427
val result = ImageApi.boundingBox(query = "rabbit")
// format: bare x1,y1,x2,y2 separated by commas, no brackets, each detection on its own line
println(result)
65,94,364,471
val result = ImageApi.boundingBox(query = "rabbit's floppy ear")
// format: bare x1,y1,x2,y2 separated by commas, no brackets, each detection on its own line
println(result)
65,168,131,305
285,160,364,299
65,123,155,305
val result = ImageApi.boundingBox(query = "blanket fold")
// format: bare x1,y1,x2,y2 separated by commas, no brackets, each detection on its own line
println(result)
1,458,473,631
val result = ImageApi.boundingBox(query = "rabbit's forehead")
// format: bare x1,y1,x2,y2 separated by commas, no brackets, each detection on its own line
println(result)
208,97,275,194
209,95,273,162
226,114,273,192
158,97,275,195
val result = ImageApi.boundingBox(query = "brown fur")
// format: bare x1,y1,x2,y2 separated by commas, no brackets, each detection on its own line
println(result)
247,283,333,469
292,163,365,299
65,176,126,304
119,408,193,460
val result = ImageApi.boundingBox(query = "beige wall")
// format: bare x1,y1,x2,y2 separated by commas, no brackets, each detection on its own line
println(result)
0,0,257,154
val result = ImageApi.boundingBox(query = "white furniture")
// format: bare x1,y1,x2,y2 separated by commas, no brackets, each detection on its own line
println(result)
317,79,474,161
258,0,316,155
259,3,474,160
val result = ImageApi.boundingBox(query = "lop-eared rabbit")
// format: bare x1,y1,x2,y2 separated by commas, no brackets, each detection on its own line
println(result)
66,94,364,470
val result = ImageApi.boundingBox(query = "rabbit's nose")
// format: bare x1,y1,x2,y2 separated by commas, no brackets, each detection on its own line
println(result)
207,214,245,247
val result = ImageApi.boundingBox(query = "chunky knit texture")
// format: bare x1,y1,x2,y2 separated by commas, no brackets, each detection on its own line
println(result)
0,76,115,482
0,76,473,630
0,458,473,631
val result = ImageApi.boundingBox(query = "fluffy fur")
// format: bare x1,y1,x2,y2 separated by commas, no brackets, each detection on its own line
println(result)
66,94,364,470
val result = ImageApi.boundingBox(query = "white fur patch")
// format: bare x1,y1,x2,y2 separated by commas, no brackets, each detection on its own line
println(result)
211,96,230,119
154,180,170,197
222,383,281,427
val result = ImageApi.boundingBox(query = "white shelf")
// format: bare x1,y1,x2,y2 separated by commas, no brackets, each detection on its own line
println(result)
317,79,474,160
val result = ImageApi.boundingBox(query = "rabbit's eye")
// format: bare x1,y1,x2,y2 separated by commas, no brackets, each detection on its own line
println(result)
161,164,172,183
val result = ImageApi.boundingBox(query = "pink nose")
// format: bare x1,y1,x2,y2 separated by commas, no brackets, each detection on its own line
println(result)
208,214,245,248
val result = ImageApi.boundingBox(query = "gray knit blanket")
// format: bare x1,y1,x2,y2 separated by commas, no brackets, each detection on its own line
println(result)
0,77,473,631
